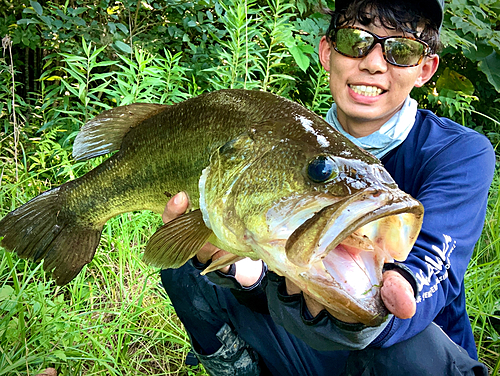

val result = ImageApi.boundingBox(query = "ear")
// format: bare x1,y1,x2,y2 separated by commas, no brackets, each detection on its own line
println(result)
414,55,439,87
319,36,332,72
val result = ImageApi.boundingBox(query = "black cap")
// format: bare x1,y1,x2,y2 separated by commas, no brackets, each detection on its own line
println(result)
334,0,445,28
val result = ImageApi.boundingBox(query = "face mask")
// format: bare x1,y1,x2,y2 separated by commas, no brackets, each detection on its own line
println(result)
325,96,418,159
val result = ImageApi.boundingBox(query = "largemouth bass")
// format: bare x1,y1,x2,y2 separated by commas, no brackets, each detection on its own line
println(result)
0,89,423,326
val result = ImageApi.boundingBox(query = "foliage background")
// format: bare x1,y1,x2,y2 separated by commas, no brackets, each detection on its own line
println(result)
0,0,499,374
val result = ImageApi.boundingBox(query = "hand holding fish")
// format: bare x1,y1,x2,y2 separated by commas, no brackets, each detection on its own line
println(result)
163,192,264,287
165,192,416,322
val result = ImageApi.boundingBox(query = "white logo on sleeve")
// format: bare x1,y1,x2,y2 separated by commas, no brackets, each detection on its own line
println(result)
415,234,456,303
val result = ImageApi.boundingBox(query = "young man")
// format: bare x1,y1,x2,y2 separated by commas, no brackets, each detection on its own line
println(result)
160,1,495,374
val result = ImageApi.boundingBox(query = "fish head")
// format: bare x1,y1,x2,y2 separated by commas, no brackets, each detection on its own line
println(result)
199,114,423,326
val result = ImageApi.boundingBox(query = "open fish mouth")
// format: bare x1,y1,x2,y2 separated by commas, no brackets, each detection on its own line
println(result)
286,188,423,304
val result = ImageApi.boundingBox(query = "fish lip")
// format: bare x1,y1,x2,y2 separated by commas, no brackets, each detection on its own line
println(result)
285,186,423,268
314,187,423,263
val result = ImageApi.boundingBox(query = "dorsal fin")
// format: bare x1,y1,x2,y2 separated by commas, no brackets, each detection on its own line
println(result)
73,103,168,161
143,209,213,269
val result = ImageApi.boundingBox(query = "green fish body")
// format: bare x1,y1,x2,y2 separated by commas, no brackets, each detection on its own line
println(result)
0,89,423,326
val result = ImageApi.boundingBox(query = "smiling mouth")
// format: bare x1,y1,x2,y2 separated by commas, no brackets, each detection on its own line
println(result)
349,84,385,97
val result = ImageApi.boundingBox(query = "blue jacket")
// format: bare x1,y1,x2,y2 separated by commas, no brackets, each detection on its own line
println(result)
373,110,495,358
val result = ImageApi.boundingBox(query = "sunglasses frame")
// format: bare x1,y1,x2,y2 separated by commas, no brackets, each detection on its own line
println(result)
330,26,432,68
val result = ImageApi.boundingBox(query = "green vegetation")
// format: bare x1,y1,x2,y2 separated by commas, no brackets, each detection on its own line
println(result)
0,0,499,374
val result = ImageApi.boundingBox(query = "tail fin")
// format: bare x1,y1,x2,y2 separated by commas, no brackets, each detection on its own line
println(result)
0,187,103,285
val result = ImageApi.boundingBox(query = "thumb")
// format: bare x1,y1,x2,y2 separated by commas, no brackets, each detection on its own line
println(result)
162,192,189,223
381,270,416,319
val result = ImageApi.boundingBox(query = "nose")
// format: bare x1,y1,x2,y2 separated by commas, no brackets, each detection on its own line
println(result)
359,43,388,74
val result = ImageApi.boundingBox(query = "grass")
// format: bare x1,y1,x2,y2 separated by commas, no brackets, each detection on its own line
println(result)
0,157,208,375
465,174,500,373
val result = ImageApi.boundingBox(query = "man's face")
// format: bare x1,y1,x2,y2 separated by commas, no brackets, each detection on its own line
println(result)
319,22,439,137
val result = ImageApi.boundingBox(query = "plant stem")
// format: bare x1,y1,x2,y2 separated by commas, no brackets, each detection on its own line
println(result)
2,36,18,182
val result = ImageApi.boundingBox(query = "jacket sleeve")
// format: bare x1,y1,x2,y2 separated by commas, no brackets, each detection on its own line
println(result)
372,131,495,349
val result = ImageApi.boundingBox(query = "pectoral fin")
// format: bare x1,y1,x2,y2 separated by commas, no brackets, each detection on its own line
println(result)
201,253,245,275
144,209,213,269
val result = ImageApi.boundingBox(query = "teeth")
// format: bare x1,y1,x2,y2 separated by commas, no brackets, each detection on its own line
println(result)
350,85,383,97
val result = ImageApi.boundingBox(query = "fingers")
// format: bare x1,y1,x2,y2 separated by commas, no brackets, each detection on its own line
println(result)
381,270,416,319
198,244,226,265
162,192,189,223
285,279,326,318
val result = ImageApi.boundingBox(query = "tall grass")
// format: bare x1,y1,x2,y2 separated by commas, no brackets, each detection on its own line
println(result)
0,210,204,375
466,172,500,373
0,1,499,374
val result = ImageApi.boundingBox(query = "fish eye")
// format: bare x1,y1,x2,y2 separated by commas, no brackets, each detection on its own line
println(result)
307,155,338,183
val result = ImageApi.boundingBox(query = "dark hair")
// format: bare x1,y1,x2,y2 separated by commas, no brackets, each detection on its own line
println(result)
324,0,442,54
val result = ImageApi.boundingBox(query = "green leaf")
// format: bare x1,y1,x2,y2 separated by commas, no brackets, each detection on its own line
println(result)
116,23,129,35
0,285,14,301
30,0,43,16
115,40,132,54
436,68,475,95
478,52,500,92
52,350,67,361
289,45,310,72
464,40,493,61
94,61,117,68
39,15,53,28
72,7,87,16
73,17,87,27
17,18,40,25
53,19,63,29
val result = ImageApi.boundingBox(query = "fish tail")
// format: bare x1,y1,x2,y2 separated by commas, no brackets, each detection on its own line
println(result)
0,186,103,285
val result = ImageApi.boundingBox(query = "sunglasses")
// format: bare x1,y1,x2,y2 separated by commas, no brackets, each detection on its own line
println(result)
330,26,431,67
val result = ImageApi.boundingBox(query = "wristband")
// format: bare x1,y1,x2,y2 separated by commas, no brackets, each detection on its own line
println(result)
383,262,420,299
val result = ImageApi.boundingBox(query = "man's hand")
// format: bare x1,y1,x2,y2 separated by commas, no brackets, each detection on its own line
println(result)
380,270,416,319
163,192,263,287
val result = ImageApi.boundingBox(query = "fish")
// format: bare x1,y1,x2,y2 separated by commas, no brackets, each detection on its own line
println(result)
0,89,423,326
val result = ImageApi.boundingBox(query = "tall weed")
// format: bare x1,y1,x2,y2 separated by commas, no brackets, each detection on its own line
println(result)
204,0,263,90
108,48,191,105
257,0,297,93
466,171,500,372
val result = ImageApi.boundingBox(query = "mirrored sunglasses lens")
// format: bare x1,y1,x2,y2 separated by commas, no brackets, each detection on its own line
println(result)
385,38,425,66
336,28,374,58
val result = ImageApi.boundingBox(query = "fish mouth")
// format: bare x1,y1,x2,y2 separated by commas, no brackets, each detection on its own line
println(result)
285,188,423,324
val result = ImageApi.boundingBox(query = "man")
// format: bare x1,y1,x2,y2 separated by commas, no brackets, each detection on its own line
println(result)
160,0,495,375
